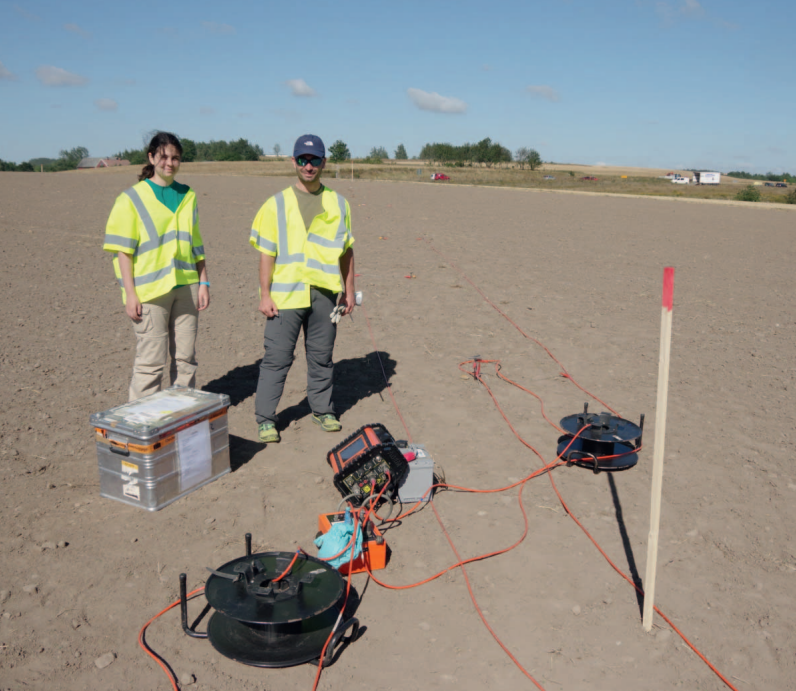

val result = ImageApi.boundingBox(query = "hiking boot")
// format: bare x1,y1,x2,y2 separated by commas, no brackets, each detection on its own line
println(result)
258,422,280,443
311,413,342,432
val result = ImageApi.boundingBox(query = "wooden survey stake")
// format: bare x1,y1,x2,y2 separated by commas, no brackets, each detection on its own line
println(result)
643,267,675,631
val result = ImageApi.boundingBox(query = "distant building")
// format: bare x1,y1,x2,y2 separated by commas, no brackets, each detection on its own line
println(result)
77,158,130,169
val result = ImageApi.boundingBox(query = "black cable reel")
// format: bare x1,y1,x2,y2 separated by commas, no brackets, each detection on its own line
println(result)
557,403,645,473
179,533,359,668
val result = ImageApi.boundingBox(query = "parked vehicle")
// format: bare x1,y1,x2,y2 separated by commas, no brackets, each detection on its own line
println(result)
430,173,450,181
764,182,775,187
543,175,555,180
693,171,720,185
671,176,689,184
776,182,788,188
580,176,598,181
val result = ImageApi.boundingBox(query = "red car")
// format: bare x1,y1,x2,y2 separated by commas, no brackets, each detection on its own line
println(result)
431,173,450,181
580,176,598,181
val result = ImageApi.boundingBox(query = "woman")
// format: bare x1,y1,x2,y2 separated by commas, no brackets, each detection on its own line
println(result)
103,132,210,401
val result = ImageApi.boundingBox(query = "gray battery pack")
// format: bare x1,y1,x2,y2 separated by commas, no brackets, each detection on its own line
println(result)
397,443,435,504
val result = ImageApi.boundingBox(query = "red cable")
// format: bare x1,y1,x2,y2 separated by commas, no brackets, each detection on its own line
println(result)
138,587,205,691
422,238,619,416
362,253,739,691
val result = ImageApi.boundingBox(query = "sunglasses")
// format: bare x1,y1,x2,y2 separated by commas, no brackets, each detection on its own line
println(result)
296,155,323,167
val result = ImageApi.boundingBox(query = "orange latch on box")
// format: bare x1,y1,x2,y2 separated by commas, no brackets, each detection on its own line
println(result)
317,512,388,576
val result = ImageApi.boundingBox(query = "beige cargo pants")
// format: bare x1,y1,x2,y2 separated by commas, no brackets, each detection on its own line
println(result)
129,284,199,401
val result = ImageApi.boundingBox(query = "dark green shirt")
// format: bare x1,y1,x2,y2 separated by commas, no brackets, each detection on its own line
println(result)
294,184,326,232
145,179,190,213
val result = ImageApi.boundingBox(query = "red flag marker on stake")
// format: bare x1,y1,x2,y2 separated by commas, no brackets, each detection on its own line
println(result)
643,267,675,632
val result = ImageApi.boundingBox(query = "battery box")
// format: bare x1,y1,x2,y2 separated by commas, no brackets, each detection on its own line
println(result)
317,511,388,575
91,387,231,511
396,443,435,504
326,424,409,507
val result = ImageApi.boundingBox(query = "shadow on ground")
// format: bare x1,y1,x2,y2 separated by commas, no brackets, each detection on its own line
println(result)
204,352,397,430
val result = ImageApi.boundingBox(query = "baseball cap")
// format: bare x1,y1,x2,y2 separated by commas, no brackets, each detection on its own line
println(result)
293,134,325,159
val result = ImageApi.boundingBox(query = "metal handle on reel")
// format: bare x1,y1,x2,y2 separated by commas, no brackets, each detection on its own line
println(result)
322,617,360,667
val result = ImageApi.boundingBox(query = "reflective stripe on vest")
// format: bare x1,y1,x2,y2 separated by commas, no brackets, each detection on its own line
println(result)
124,187,195,257
117,259,198,287
111,182,201,304
275,192,305,265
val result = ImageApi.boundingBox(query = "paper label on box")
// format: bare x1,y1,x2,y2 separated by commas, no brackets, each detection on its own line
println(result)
177,420,212,491
121,460,139,475
414,448,426,458
123,481,141,500
117,393,199,424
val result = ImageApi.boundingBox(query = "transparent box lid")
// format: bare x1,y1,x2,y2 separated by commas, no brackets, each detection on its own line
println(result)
90,387,230,442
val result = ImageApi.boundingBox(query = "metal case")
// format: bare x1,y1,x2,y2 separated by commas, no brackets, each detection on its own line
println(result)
91,387,231,511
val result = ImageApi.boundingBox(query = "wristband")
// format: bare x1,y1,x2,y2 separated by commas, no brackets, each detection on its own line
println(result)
199,281,211,287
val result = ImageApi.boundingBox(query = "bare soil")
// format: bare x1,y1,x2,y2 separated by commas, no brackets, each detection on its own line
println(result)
1,170,794,691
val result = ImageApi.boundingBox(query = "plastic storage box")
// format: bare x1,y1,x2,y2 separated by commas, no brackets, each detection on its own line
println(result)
91,387,231,511
397,443,435,504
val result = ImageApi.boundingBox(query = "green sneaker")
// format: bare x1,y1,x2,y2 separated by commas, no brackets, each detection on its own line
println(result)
258,422,280,443
311,413,342,432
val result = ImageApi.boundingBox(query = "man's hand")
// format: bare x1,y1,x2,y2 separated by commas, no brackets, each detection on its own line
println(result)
125,297,143,322
197,285,210,311
259,295,279,317
339,291,355,316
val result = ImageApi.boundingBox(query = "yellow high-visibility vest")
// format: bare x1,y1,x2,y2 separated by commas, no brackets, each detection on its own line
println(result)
103,181,205,304
249,186,354,309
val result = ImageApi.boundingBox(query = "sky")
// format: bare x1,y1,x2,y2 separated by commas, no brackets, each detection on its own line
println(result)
0,0,793,173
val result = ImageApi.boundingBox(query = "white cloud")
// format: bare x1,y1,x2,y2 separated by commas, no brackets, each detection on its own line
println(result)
36,66,88,87
407,88,467,114
526,85,561,102
95,98,118,111
285,79,317,97
681,0,704,17
202,21,235,35
0,61,18,81
64,23,91,39
13,4,40,21
653,0,736,29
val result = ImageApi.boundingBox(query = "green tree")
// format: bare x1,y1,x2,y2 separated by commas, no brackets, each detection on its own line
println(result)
394,143,408,160
181,138,197,162
273,143,281,159
735,185,761,202
46,146,89,171
526,148,542,171
115,147,147,164
515,147,530,169
365,146,388,163
328,140,350,163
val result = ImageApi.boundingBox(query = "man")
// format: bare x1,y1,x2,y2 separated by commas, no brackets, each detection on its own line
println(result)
249,135,355,443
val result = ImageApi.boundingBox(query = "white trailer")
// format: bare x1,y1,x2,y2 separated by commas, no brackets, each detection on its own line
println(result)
694,171,720,185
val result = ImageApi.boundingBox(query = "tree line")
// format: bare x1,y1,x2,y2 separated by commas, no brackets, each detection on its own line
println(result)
1,146,89,172
727,170,794,183
419,138,542,169
116,138,263,163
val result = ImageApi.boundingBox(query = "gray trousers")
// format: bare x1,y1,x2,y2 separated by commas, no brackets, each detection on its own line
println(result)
255,287,338,424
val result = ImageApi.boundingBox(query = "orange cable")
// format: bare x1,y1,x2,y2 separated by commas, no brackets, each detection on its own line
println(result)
422,238,618,416
138,587,205,691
